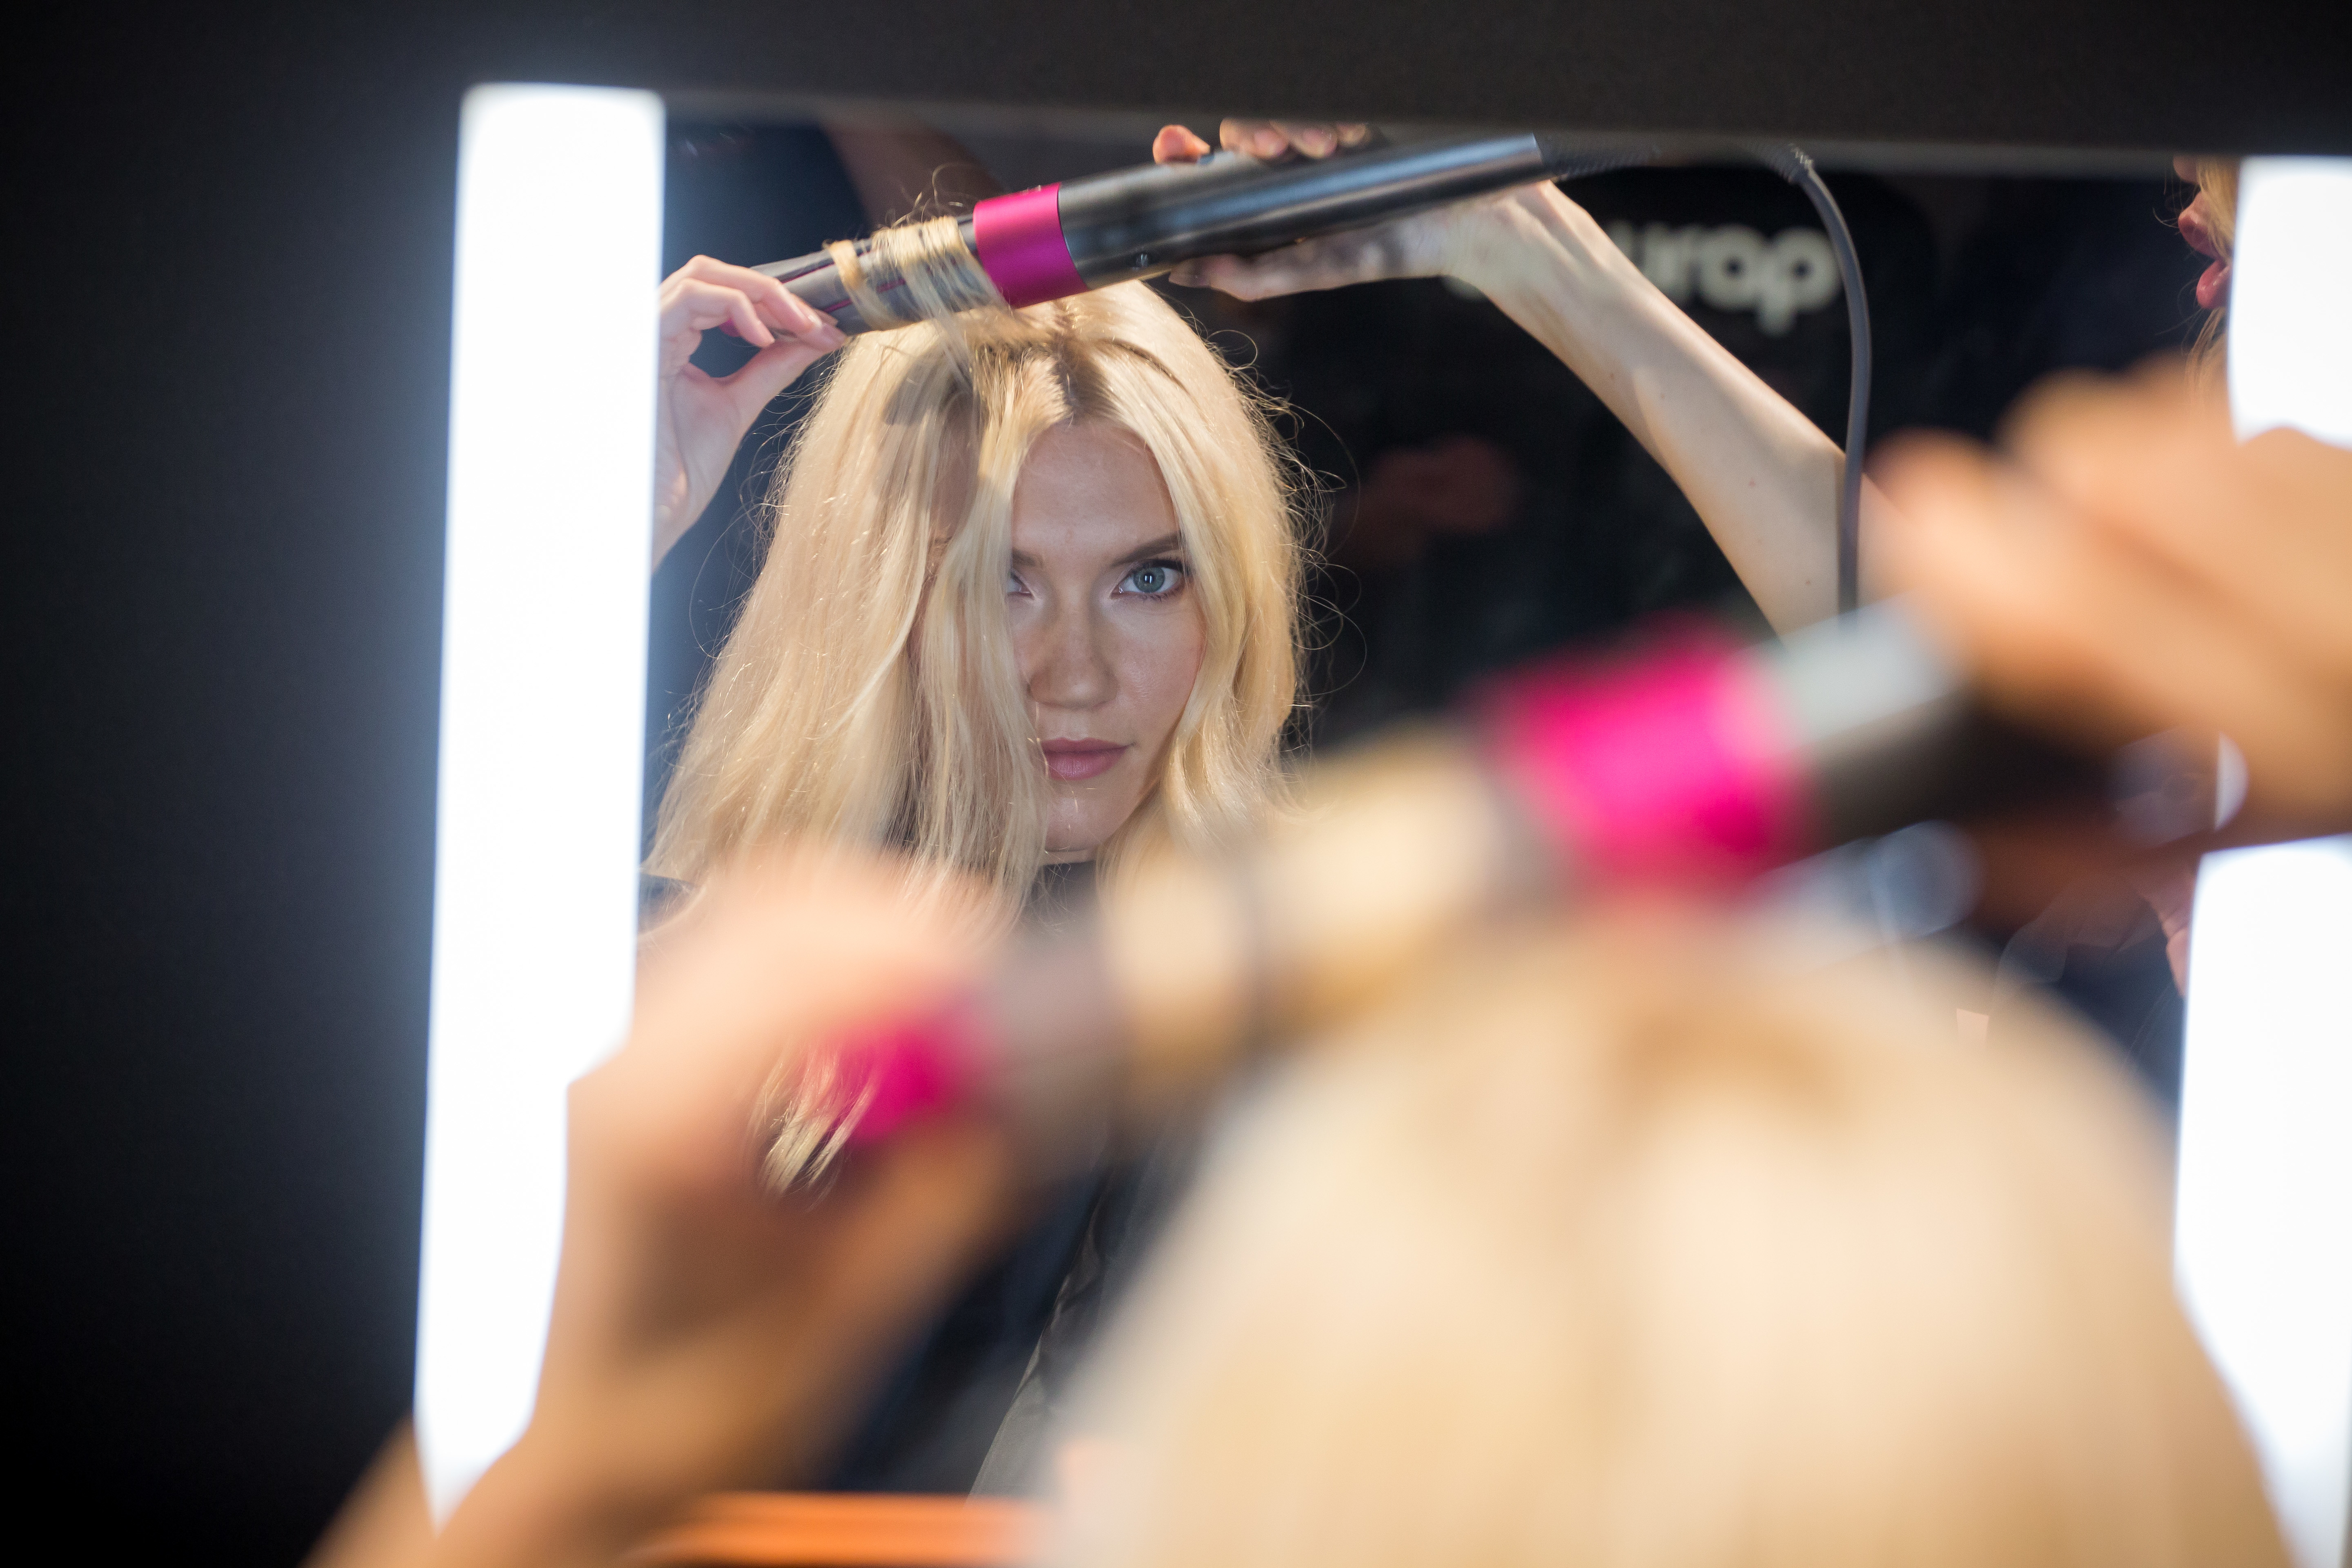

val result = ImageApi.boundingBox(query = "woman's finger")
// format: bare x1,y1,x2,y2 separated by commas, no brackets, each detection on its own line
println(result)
664,255,842,343
1152,125,1214,165
1271,120,1340,158
1220,119,1291,159
1214,119,1370,161
662,278,777,350
713,335,833,418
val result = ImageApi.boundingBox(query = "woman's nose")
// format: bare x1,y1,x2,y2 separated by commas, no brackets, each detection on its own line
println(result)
1023,600,1117,711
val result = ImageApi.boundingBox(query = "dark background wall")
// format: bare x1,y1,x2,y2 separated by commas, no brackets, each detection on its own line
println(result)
6,5,2346,1563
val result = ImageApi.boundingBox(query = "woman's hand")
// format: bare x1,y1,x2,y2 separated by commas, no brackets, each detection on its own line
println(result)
1149,119,1539,299
426,853,1014,1568
654,258,846,569
1877,365,2352,847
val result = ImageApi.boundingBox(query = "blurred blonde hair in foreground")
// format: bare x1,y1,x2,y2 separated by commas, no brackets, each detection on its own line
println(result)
647,238,1307,904
1051,915,2286,1568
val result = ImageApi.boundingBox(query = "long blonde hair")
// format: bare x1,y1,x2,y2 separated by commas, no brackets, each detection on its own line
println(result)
649,233,1306,903
1054,916,2285,1568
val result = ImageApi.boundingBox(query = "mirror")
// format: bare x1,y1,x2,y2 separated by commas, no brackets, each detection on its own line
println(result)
625,96,2237,1499
430,89,2346,1564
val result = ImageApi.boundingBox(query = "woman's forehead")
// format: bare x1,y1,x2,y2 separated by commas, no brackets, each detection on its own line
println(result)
1008,422,1181,561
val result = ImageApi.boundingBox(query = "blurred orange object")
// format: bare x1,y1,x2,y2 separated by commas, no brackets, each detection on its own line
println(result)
636,1493,1043,1567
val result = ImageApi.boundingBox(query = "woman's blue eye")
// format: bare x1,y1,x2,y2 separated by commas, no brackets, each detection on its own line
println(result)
1123,560,1184,597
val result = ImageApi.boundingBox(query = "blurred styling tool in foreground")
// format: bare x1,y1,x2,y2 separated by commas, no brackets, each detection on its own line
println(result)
787,596,2231,1185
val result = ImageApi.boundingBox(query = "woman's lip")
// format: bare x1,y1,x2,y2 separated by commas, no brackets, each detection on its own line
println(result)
1040,740,1128,782
2179,201,2221,261
2196,257,2231,312
2177,200,2229,309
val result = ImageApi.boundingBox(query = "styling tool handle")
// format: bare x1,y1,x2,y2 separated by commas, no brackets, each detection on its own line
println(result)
747,131,1659,335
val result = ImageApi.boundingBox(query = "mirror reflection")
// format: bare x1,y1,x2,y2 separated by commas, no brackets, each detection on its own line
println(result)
629,106,2225,1503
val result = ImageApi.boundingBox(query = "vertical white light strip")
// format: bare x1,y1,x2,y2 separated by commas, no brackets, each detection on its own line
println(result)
2229,159,2352,448
2177,156,2352,1568
417,83,664,1519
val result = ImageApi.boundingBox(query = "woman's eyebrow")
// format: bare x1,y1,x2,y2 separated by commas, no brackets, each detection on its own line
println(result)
1009,533,1187,571
1111,532,1185,566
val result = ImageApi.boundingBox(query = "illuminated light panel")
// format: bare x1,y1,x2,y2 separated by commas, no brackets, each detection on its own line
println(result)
416,83,664,1518
2178,156,2352,1568
2230,159,2352,447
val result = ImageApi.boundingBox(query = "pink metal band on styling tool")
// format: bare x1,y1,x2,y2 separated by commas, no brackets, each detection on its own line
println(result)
836,998,992,1148
972,185,1087,309
1476,632,1811,886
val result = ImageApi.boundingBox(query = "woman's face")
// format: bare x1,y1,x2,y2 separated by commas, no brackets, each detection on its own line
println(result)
1007,422,1206,860
2174,155,2232,310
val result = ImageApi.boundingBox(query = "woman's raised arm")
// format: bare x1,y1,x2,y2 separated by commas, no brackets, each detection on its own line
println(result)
653,258,845,570
1154,122,1894,633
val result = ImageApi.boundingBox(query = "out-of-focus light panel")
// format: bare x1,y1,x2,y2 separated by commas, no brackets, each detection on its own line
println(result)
416,83,664,1519
2230,159,2352,447
2178,155,2352,1568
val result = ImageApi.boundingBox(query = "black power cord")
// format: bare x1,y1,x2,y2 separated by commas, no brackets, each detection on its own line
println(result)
1755,145,1873,614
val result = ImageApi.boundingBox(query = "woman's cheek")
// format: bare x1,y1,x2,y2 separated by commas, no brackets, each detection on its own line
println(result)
1125,601,1208,753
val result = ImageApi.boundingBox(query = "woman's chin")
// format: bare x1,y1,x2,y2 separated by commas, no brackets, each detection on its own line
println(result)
1044,774,1146,860
1042,805,1118,863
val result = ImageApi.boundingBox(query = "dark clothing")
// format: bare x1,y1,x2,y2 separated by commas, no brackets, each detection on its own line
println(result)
971,1120,1206,1493
1993,890,2186,1112
821,1166,1108,1492
820,862,1204,1495
821,1121,1204,1495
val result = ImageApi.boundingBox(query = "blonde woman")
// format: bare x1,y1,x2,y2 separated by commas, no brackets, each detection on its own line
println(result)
646,277,1302,904
1050,915,2288,1568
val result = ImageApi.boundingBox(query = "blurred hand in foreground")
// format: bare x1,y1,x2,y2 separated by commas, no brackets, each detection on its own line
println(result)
1877,364,2352,849
312,854,1014,1568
